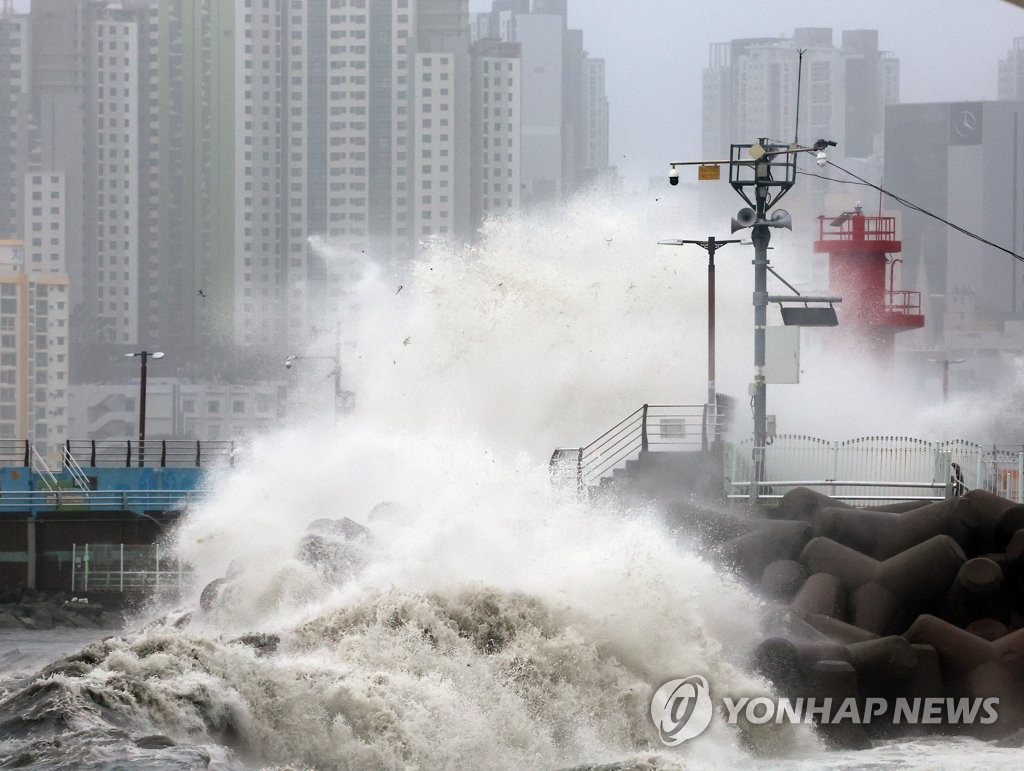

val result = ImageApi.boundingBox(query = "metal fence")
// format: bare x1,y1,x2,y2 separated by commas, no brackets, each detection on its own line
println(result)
0,490,199,513
71,543,193,594
726,435,1024,503
64,439,236,468
550,402,733,490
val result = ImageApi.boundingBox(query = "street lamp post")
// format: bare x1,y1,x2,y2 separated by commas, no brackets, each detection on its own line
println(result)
669,137,835,502
657,236,740,449
124,350,164,466
929,357,966,402
285,353,353,416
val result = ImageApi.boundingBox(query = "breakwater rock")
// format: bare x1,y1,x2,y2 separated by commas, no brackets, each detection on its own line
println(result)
715,488,1024,747
0,591,123,630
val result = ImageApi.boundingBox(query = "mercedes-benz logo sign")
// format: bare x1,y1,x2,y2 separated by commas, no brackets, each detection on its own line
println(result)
955,110,977,137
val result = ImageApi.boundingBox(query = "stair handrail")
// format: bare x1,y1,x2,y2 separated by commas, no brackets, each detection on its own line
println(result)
553,404,713,490
61,444,93,493
30,445,60,493
579,405,646,457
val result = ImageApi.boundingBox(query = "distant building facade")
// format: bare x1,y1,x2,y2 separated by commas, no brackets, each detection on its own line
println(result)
999,38,1024,101
884,98,1019,354
471,0,610,205
702,28,898,160
0,241,70,453
69,378,287,441
0,0,609,401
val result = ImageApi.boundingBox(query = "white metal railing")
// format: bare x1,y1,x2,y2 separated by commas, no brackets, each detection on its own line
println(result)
0,490,198,510
72,543,193,594
726,435,1024,504
61,446,93,492
30,445,60,492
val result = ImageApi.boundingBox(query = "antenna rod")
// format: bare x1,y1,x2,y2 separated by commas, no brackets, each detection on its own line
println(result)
793,49,806,146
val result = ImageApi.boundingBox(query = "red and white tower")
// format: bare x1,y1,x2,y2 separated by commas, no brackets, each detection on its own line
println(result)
812,205,924,360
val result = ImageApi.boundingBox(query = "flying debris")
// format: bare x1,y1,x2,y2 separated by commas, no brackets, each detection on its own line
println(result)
403,336,411,346
396,285,404,294
197,289,206,298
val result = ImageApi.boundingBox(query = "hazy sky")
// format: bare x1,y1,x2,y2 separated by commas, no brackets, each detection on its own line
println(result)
14,0,1023,183
471,0,1024,184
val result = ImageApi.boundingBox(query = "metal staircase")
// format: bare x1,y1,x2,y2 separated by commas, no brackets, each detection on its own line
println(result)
550,402,731,497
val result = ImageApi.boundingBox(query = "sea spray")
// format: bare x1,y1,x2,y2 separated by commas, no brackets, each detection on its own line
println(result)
2,190,825,769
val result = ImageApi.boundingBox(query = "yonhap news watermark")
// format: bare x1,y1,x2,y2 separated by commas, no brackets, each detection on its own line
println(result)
650,676,999,746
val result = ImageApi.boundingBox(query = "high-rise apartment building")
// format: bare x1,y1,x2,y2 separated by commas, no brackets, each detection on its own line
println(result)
472,39,521,225
0,240,70,454
0,12,30,243
999,38,1024,101
702,28,898,160
582,56,608,180
1,0,609,407
472,0,609,205
88,3,141,346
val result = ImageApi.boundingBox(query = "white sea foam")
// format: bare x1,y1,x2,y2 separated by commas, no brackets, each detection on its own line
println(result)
6,190,1020,769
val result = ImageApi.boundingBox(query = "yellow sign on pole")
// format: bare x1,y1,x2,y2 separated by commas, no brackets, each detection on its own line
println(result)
697,164,721,181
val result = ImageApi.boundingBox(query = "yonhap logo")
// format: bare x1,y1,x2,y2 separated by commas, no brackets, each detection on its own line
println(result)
650,676,714,745
648,675,1000,746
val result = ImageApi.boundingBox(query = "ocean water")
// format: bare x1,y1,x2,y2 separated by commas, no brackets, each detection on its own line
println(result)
1,191,1021,769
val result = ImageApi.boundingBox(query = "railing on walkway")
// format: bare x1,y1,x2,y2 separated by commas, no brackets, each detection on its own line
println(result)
72,543,193,593
29,445,60,492
726,435,1024,504
550,403,727,490
64,439,236,468
61,446,93,491
0,439,29,466
0,490,198,512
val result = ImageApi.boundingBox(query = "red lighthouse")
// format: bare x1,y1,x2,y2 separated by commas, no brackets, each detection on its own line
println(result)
812,205,924,359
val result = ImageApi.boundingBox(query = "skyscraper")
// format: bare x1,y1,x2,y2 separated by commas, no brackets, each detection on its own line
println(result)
999,38,1024,101
702,28,898,161
0,10,30,243
1,0,610,401
472,0,609,205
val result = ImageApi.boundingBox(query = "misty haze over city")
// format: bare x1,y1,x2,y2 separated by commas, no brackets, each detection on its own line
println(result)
8,4,1024,771
0,0,1023,448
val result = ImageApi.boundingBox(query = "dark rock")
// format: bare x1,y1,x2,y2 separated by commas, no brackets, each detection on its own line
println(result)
719,520,812,582
305,516,372,542
30,603,56,630
776,487,850,521
942,558,1012,627
759,560,806,601
800,537,877,592
790,573,845,620
134,735,178,749
803,614,878,645
959,490,1024,554
296,534,368,583
809,660,872,750
199,577,229,611
812,499,970,560
966,618,1009,641
230,633,280,656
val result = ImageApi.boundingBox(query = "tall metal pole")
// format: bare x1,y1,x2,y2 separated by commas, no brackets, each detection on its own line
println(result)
138,351,148,445
751,220,770,502
126,350,163,466
656,236,739,450
707,237,718,434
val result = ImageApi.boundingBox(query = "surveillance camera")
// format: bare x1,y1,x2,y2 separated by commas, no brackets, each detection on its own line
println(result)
815,151,828,168
669,167,679,186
